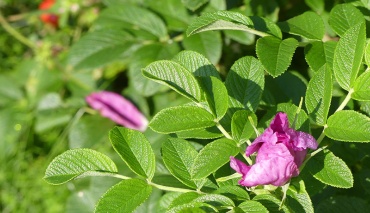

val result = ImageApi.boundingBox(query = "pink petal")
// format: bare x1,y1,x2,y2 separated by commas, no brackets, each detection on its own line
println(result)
239,156,298,187
86,91,148,131
269,112,289,133
230,156,251,176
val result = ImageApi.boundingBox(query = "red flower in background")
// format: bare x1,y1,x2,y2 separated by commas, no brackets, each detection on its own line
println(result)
39,0,59,27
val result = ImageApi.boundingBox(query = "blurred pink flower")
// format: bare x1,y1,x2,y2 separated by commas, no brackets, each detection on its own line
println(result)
230,112,317,187
86,91,148,132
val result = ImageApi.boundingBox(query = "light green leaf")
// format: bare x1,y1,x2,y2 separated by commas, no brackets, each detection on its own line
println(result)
305,0,324,13
214,185,250,200
225,29,255,45
129,43,180,97
175,126,223,139
183,31,222,64
203,77,228,120
286,179,314,213
162,138,206,189
305,65,332,125
109,127,156,179
333,22,366,91
193,194,235,207
304,41,337,72
149,105,215,134
306,150,353,188
44,149,117,185
252,194,290,213
94,5,167,39
186,11,281,38
329,4,365,37
68,29,137,70
352,70,370,101
172,50,220,79
325,110,370,142
225,56,265,112
142,60,202,102
95,179,152,213
256,37,298,77
231,110,257,143
238,200,268,213
278,11,324,40
365,41,370,66
182,0,209,11
191,138,239,179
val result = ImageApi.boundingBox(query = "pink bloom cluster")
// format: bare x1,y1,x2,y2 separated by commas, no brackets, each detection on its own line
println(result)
86,91,148,132
230,112,318,187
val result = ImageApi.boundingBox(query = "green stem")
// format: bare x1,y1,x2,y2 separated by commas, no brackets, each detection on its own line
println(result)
149,182,197,193
216,122,232,139
0,11,36,50
335,88,354,112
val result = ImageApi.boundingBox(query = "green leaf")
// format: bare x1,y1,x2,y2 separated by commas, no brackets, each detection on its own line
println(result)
149,105,215,134
306,150,353,188
95,179,152,213
252,194,290,213
68,115,114,148
333,22,366,91
162,138,206,189
238,200,269,213
304,41,337,72
172,50,220,79
183,31,222,64
214,185,250,200
193,194,235,207
203,77,228,120
365,41,370,66
191,138,239,179
142,60,202,102
182,0,209,11
129,43,180,97
186,11,281,38
94,5,167,39
225,30,255,45
231,110,257,143
68,29,137,70
317,196,370,213
329,4,365,37
44,149,117,185
286,179,314,213
325,110,370,142
175,127,223,139
109,127,156,179
256,36,298,77
305,65,333,126
225,56,265,112
352,69,370,101
305,0,324,13
278,11,324,40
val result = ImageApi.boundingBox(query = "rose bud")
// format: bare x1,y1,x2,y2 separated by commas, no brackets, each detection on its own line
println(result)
230,112,318,187
39,0,59,27
86,91,148,132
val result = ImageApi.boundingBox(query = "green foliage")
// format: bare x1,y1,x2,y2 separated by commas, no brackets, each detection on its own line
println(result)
2,0,370,212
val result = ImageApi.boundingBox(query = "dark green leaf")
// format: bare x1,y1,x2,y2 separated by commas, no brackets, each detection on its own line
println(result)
253,194,290,213
286,179,314,213
278,11,324,40
317,196,370,213
238,200,268,213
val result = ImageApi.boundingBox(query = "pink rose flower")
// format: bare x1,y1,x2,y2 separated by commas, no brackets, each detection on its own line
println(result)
86,91,148,132
230,112,317,187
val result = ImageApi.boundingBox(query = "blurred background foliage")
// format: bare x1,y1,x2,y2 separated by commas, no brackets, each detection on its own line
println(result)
1,0,370,212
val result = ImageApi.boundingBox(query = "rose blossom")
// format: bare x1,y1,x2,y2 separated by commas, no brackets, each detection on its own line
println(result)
39,0,59,27
230,112,317,187
86,91,148,132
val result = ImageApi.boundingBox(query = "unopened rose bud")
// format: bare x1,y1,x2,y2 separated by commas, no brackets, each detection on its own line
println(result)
86,91,148,132
230,112,318,187
39,0,59,27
